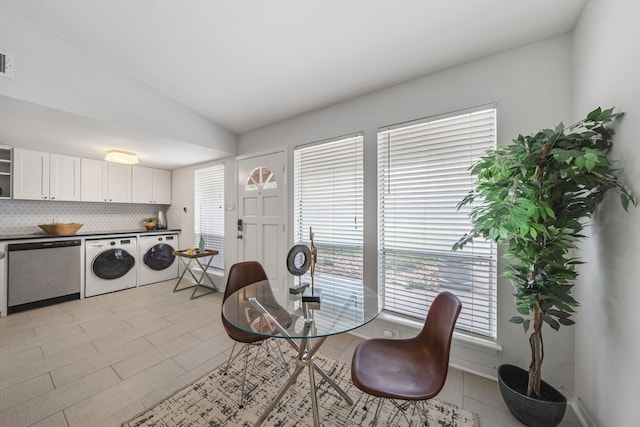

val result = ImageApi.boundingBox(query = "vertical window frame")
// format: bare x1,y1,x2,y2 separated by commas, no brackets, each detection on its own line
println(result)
377,106,498,338
194,163,225,270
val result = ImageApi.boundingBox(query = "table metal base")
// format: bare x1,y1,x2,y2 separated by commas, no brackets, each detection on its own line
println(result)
173,255,218,299
252,305,353,427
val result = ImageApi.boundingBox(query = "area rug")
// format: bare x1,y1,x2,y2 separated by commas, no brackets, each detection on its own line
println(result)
123,345,479,427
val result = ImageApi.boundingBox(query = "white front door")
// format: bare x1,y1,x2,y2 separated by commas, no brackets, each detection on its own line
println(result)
237,151,286,278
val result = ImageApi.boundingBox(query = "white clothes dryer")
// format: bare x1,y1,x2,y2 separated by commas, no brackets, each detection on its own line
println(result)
138,233,179,285
85,236,138,297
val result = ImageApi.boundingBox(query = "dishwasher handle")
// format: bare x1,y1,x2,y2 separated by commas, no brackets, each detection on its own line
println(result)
8,239,81,251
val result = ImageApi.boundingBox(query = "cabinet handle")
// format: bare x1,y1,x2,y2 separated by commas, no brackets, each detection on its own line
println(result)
43,196,47,199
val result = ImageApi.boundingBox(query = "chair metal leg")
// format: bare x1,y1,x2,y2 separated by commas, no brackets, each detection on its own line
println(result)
239,344,251,408
384,399,430,426
360,395,383,426
372,397,383,426
222,341,240,374
361,397,430,426
271,338,290,372
262,337,290,373
223,339,292,409
417,400,430,426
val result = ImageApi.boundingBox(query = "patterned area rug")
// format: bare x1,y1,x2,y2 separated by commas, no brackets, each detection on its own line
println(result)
123,345,479,427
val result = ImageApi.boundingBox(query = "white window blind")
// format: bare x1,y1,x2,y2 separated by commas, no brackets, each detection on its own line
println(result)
294,134,364,311
378,107,497,338
194,164,224,270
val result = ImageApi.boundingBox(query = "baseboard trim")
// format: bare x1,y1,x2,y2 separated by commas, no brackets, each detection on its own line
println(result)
570,395,595,427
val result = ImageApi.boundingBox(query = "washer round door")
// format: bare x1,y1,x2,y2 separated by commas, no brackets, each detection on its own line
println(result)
92,249,136,280
143,243,176,271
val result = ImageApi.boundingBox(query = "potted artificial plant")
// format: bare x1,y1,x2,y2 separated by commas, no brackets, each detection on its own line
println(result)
453,107,635,426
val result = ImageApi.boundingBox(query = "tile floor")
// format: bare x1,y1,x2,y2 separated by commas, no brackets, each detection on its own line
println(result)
0,280,581,426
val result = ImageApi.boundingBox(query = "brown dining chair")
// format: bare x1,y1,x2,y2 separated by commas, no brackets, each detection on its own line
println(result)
351,291,462,425
221,261,289,408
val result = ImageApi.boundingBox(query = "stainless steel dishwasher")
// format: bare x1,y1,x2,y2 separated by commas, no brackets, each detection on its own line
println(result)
7,239,82,314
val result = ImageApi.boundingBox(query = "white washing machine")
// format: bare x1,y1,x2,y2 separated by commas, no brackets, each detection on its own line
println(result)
138,233,179,285
85,236,138,297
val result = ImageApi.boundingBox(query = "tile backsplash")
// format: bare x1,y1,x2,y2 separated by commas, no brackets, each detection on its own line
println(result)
0,199,170,236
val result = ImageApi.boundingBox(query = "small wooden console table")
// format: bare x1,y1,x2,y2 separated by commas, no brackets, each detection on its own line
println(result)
172,249,219,299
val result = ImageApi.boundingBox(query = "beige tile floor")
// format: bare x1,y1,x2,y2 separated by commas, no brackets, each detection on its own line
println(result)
0,279,581,426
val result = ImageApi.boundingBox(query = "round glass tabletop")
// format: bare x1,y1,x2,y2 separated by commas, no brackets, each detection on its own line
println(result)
222,275,382,339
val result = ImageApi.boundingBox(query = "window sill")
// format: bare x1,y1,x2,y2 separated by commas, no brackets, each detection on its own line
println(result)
376,311,502,353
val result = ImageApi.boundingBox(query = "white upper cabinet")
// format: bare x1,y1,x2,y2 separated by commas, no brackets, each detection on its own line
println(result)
80,158,132,203
131,166,171,204
14,149,81,201
80,158,106,202
153,168,171,204
49,153,81,201
13,148,49,200
106,162,132,203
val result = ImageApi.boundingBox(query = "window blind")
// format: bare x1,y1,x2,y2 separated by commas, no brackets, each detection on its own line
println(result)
294,134,364,313
194,164,224,270
378,107,497,338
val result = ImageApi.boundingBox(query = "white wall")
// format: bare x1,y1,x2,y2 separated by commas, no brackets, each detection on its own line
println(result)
572,0,640,425
0,5,236,156
239,35,576,387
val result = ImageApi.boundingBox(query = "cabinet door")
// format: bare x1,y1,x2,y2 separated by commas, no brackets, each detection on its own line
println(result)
50,154,81,201
131,165,153,203
13,148,49,200
106,163,132,203
153,168,172,204
80,158,107,202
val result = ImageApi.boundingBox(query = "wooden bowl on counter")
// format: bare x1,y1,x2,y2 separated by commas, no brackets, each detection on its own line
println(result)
38,223,84,235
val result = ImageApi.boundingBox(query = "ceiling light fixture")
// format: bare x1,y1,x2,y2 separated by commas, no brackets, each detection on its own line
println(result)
105,149,138,164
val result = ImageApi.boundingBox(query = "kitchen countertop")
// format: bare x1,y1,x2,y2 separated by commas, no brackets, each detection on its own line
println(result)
0,229,181,242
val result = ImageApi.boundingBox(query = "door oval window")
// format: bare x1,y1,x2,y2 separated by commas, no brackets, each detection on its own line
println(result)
92,249,135,280
143,243,176,271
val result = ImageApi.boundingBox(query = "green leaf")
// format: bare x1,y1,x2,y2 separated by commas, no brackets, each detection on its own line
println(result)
586,107,602,121
622,194,630,211
558,318,576,326
585,158,596,171
542,315,560,331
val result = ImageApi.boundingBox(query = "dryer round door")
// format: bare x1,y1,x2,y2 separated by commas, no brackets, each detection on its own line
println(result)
143,243,176,271
92,249,136,280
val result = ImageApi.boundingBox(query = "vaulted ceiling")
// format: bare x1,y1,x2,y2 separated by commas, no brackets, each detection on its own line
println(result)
0,0,586,168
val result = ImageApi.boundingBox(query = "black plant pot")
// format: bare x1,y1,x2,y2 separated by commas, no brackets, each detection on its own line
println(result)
498,364,567,427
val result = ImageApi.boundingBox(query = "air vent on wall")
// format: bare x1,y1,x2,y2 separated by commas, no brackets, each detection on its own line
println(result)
0,50,15,80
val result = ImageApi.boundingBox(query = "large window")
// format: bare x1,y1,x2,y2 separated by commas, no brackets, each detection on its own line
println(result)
194,163,224,270
294,133,364,305
378,107,497,338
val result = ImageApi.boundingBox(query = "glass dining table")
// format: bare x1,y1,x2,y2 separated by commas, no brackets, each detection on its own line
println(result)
222,274,382,427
